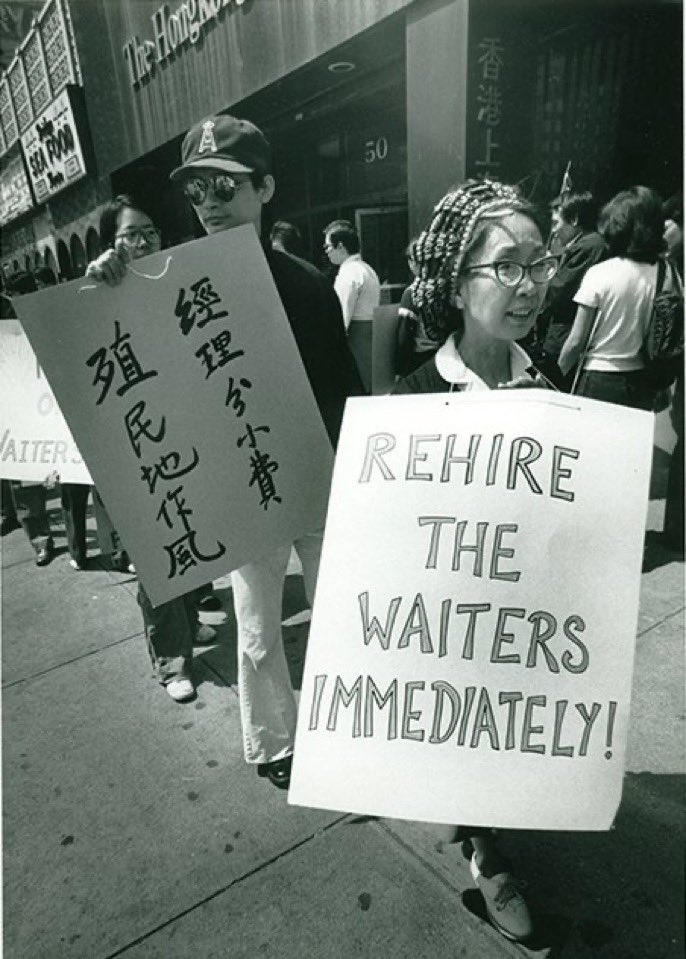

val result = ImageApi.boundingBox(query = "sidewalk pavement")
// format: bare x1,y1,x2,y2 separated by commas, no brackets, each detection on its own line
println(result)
2,487,684,959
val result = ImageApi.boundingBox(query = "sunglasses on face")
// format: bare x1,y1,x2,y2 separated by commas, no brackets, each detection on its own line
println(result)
181,173,243,206
463,255,560,288
114,227,159,246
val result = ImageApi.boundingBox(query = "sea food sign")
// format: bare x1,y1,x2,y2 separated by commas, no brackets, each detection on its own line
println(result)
20,88,88,202
122,0,247,88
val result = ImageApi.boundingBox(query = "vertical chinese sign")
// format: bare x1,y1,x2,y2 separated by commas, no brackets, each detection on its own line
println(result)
466,16,536,188
14,226,334,606
472,35,505,177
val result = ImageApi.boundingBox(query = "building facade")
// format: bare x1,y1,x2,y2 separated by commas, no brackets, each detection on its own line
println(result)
1,0,682,288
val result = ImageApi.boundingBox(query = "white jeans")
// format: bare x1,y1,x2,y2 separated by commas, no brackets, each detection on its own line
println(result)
231,530,322,765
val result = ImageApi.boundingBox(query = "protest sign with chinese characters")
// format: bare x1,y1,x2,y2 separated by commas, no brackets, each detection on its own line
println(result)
289,391,653,831
14,226,333,606
0,318,91,483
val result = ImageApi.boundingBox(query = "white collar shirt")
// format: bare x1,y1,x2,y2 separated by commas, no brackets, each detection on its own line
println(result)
434,335,533,390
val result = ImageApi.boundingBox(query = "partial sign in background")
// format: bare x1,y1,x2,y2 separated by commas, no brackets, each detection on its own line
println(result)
0,318,91,484
290,391,653,831
14,226,334,606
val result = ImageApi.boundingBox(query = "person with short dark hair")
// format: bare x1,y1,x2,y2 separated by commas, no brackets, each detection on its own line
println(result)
540,191,608,361
170,115,363,786
559,185,667,409
86,194,221,702
269,219,303,257
323,218,380,330
97,114,363,783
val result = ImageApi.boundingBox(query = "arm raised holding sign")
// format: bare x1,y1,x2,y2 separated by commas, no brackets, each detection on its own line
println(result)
391,179,565,945
166,113,364,788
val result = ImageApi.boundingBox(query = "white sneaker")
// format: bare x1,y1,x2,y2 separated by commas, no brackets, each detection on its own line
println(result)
194,624,217,646
198,608,228,626
166,678,195,702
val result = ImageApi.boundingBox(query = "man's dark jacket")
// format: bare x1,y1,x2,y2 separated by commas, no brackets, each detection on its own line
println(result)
541,231,608,358
265,244,365,446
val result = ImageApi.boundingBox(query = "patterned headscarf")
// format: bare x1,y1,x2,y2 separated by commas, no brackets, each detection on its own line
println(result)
411,178,530,341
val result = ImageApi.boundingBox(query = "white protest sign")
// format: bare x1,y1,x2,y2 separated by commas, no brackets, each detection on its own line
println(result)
0,319,91,483
289,391,653,831
14,226,333,606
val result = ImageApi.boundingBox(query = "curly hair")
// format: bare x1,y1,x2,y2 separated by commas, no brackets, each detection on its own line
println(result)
410,178,543,342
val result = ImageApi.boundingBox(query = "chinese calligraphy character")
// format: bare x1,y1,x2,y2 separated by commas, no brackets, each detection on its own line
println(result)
474,128,501,169
477,84,503,126
156,485,226,578
125,400,166,458
156,484,193,531
225,376,252,418
195,329,245,378
140,447,200,495
163,530,227,578
176,276,229,336
248,449,282,511
86,320,158,405
237,424,270,449
478,38,504,82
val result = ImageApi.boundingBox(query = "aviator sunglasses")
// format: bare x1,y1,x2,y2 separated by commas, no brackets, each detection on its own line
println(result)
181,173,243,206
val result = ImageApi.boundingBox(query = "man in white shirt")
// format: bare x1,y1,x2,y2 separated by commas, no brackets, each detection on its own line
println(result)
323,220,381,330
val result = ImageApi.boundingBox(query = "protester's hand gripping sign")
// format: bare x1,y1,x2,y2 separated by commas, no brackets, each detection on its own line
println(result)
14,226,333,606
0,319,91,484
289,391,653,830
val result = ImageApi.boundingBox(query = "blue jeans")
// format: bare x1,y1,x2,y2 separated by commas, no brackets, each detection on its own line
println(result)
60,483,90,565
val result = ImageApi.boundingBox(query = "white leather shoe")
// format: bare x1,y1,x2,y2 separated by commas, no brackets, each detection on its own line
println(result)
166,678,195,702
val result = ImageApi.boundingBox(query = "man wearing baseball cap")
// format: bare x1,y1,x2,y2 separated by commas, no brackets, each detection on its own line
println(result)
170,113,363,789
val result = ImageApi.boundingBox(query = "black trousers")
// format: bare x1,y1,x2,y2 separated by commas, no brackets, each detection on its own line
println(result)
60,483,90,565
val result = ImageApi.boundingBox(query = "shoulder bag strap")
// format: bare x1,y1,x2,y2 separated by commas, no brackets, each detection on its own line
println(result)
570,307,603,395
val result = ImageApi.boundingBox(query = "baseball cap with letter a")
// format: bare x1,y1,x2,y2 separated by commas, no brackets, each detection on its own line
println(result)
170,114,272,180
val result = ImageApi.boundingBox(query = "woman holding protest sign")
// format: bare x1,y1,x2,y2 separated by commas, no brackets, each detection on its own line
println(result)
394,178,563,943
85,195,223,703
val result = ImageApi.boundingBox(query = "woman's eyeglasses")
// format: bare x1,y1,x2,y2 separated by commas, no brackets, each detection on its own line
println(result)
181,173,241,206
463,255,559,288
114,227,160,247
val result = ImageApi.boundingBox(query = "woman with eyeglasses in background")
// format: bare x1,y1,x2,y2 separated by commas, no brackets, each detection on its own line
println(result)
85,194,223,703
394,178,564,945
87,194,161,574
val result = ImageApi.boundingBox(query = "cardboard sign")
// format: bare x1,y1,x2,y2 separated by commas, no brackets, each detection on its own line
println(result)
289,391,653,831
14,226,334,606
0,319,91,483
